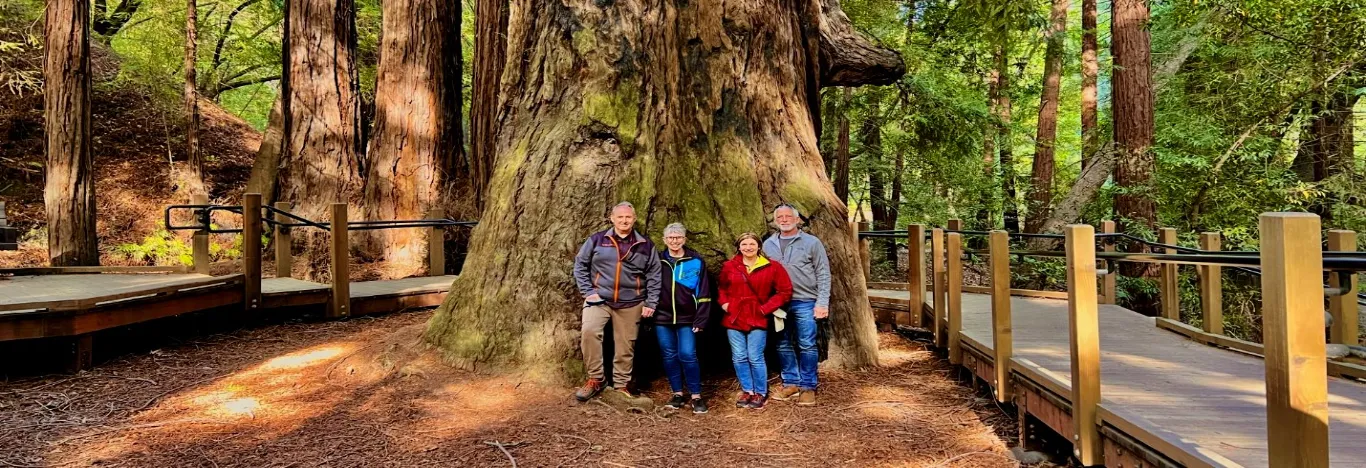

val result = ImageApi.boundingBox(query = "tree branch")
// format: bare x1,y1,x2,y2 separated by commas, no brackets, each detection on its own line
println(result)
212,0,262,72
212,74,280,97
816,0,907,87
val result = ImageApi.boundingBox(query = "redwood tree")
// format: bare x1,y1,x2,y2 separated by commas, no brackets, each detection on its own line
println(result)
834,87,853,204
361,0,464,273
1080,0,1098,170
1027,0,1068,233
44,0,99,266
183,0,205,197
1112,0,1155,275
424,0,903,378
469,0,509,210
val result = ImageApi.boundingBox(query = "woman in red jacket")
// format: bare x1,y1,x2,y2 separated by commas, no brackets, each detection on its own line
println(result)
718,232,793,410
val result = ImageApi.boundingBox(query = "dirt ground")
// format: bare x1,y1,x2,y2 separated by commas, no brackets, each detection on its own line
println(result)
0,311,1021,468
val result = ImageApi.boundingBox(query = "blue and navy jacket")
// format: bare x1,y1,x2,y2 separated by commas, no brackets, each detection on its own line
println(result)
651,248,713,329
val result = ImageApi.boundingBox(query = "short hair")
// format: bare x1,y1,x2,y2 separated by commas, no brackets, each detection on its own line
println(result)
735,232,762,251
610,202,635,216
773,203,801,219
663,223,686,237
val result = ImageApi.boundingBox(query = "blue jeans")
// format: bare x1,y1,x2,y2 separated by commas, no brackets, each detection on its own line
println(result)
775,299,819,390
655,325,702,395
727,328,768,396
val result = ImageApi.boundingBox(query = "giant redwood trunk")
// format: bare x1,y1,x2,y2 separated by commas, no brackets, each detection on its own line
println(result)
361,0,463,274
424,0,903,379
1027,0,1067,233
278,0,363,223
1112,0,1156,276
469,0,509,210
45,0,99,266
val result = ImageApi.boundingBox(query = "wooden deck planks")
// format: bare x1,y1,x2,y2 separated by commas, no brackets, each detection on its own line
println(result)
0,274,216,312
868,289,1366,468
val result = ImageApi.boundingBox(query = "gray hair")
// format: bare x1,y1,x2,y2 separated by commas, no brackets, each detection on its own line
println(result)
663,223,687,237
610,201,635,215
773,203,801,219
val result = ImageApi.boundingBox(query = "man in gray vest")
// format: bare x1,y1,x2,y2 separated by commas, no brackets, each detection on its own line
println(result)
762,203,830,406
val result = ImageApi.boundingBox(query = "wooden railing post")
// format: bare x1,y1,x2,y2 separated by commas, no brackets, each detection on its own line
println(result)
242,193,262,312
1328,230,1358,345
858,221,871,280
191,194,210,275
946,232,964,364
1159,227,1179,320
931,228,947,341
1199,232,1222,335
906,224,926,327
988,230,1012,403
274,202,293,279
1064,224,1102,465
947,218,962,231
427,208,445,277
1260,213,1328,468
1099,220,1116,304
330,203,351,318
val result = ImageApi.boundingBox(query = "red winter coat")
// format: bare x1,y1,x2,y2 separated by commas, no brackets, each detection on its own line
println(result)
718,255,794,332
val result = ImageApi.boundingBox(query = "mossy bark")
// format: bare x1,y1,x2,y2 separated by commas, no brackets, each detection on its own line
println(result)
423,0,903,382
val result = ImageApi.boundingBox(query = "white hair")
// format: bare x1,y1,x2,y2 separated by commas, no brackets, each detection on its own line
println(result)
773,204,800,218
663,223,686,237
611,201,635,215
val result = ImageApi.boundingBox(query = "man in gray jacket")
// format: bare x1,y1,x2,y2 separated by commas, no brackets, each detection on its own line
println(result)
762,203,831,406
572,202,662,402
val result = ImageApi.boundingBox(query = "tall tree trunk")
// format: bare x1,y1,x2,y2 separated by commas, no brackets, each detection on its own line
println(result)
45,0,99,266
93,0,142,38
1112,0,1156,276
1027,0,1068,233
996,43,1020,233
424,0,903,379
1080,0,1098,170
863,114,894,265
280,0,363,279
469,0,509,211
834,87,853,204
245,97,285,204
182,0,206,198
1298,90,1358,221
360,0,463,275
977,60,999,231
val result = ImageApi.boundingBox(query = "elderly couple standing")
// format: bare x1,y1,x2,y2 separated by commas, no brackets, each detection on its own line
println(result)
571,202,832,412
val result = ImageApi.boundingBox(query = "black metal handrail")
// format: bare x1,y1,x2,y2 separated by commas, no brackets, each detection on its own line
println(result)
165,204,477,234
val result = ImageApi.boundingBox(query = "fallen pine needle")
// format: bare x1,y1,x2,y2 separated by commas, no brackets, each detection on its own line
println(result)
484,440,522,468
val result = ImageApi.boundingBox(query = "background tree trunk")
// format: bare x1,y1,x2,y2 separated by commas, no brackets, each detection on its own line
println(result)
1112,0,1156,276
977,60,999,231
279,0,363,280
45,0,99,266
423,0,901,380
360,0,463,275
995,43,1020,233
1080,0,1098,170
245,97,285,204
182,0,206,198
469,0,509,211
1027,0,1068,233
834,87,853,204
862,114,895,265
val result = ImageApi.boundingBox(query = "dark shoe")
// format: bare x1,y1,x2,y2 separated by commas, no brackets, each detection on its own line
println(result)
574,378,604,402
772,385,801,401
665,393,688,409
691,397,709,414
749,393,768,409
796,390,817,407
736,392,753,408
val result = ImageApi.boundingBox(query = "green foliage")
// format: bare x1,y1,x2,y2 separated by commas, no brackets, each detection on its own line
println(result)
114,230,195,265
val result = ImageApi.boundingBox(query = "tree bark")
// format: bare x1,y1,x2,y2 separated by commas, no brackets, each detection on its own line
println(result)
423,0,900,379
470,0,509,210
360,0,463,275
182,0,206,198
1027,0,1068,233
977,61,999,232
245,97,285,204
1297,90,1358,221
995,43,1020,233
1112,0,1156,276
1029,145,1115,249
834,87,853,204
45,0,99,266
863,114,894,265
1080,0,1098,170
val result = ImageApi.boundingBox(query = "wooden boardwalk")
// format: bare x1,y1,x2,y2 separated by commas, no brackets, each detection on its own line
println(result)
869,288,1366,467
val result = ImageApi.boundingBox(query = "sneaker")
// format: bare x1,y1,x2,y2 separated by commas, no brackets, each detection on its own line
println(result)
665,393,689,409
796,389,817,407
736,392,753,408
690,397,709,414
574,378,605,402
772,385,801,401
749,393,768,409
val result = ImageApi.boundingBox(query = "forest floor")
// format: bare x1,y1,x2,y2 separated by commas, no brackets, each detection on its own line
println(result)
0,310,1024,468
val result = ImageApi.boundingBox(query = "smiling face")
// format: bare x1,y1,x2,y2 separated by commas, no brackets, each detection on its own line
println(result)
774,206,800,233
664,233,686,252
738,238,760,258
610,205,636,234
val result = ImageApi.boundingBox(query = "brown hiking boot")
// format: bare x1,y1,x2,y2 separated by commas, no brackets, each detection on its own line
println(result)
772,385,801,401
796,390,817,407
574,378,604,402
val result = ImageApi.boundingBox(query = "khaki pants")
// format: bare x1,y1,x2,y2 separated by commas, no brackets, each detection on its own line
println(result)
581,304,642,389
